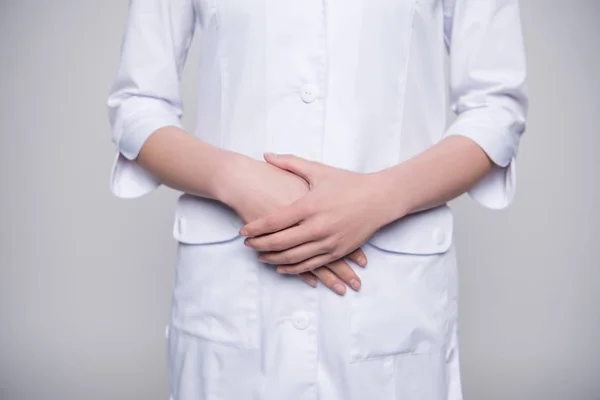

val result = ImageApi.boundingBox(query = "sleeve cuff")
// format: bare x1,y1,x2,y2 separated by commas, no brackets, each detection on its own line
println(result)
467,156,517,210
110,111,183,199
109,151,161,199
443,111,520,210
116,110,183,161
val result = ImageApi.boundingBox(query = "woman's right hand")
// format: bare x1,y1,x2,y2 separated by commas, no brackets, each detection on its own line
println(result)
218,153,366,295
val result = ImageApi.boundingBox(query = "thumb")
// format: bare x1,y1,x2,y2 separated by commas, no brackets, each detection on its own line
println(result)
263,153,316,183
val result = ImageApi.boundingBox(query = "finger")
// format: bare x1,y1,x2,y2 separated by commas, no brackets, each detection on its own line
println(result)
240,202,305,237
244,224,317,252
347,247,368,267
276,253,334,275
258,240,328,265
299,272,318,288
312,267,347,296
326,258,362,291
263,153,317,185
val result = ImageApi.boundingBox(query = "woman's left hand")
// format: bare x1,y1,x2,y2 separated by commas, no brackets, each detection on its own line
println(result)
240,153,393,275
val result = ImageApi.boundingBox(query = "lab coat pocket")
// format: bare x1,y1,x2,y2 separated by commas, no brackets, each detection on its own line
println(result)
170,237,259,350
349,206,453,362
169,195,260,350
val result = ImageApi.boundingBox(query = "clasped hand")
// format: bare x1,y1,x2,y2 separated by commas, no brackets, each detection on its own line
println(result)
238,153,388,295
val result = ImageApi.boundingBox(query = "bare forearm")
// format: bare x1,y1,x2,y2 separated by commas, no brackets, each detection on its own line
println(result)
134,126,249,202
374,135,494,224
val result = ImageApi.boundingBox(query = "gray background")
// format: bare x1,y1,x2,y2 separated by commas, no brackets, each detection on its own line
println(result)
1,1,598,399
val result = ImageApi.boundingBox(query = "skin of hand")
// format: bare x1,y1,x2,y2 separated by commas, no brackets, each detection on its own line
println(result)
135,126,367,295
239,153,389,274
215,151,368,295
240,135,494,275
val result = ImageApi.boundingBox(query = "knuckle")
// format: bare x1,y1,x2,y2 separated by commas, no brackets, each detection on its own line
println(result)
326,251,340,263
316,222,332,237
321,238,336,253
306,260,322,273
331,250,344,260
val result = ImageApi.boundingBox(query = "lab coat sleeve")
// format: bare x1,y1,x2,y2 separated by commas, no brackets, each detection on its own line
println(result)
442,0,528,209
106,0,196,198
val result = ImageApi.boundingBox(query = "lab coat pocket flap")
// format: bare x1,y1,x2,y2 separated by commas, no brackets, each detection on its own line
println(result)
367,205,453,255
172,194,243,244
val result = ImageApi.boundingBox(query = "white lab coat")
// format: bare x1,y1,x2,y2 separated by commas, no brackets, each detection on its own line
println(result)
106,0,527,398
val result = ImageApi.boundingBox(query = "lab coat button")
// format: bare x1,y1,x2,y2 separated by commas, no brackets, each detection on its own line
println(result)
292,312,310,330
300,84,319,103
433,228,445,246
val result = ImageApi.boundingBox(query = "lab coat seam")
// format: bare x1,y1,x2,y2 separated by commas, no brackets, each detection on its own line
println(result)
248,254,260,350
214,2,227,150
318,0,329,166
391,351,397,400
442,245,452,366
395,0,419,161
179,10,196,78
443,246,458,365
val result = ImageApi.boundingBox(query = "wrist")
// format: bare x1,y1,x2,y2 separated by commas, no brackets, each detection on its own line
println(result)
368,166,412,226
210,150,255,208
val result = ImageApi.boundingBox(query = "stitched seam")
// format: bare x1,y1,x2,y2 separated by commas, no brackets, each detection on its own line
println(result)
214,1,226,149
396,1,418,162
318,0,330,165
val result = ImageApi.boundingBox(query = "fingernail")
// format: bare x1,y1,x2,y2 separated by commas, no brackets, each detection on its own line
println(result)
277,267,287,273
358,256,367,267
308,279,317,288
349,279,361,291
243,239,250,246
333,283,346,295
240,228,248,236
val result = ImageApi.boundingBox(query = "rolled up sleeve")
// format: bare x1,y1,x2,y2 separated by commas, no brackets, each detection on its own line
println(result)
107,0,196,198
443,0,528,209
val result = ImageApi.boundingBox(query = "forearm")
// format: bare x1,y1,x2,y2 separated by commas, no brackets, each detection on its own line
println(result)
374,135,494,224
134,126,250,202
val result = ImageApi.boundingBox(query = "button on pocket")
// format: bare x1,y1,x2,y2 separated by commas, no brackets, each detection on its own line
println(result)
291,312,310,330
300,84,319,103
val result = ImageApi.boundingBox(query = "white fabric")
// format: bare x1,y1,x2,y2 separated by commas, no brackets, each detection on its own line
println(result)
106,0,527,398
167,239,461,400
